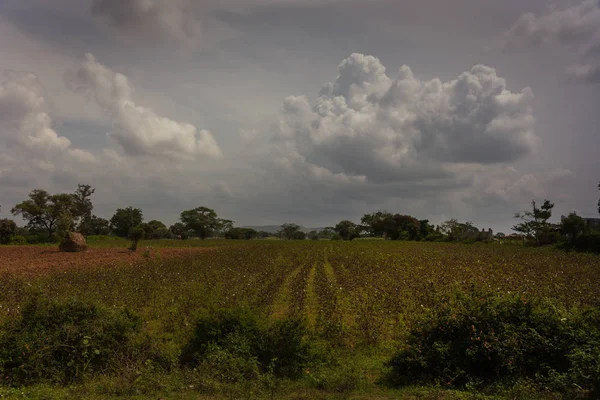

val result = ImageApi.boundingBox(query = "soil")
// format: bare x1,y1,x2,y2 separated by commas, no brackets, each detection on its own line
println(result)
0,246,212,277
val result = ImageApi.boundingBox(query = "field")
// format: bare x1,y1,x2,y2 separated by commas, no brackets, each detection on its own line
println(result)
0,240,599,399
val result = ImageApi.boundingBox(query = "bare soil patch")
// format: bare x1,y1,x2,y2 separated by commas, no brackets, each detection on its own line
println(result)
0,246,211,277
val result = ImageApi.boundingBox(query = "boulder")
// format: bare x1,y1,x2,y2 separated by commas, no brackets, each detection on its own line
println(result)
59,232,88,253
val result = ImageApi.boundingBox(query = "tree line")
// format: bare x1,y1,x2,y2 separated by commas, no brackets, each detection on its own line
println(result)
1,182,599,253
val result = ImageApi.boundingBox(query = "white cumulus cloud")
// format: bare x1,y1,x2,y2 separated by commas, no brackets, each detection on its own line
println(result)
66,53,222,161
0,71,95,164
277,53,538,184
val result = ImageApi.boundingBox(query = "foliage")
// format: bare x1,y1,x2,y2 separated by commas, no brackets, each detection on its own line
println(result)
334,220,360,241
86,215,111,236
11,190,73,238
0,296,139,386
169,222,190,239
180,308,313,379
180,207,223,240
0,219,17,244
570,231,600,253
71,185,95,234
128,226,145,252
110,207,143,238
388,290,600,392
513,200,556,246
361,211,394,237
7,235,27,245
559,213,587,244
388,214,421,240
225,227,258,240
278,223,302,240
10,185,95,238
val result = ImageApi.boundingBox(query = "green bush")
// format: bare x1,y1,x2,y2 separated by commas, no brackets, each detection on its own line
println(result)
23,235,60,244
180,308,314,380
7,235,27,245
388,290,600,393
0,296,140,386
573,232,600,253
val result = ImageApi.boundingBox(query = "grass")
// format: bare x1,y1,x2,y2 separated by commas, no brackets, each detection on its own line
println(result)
0,240,598,398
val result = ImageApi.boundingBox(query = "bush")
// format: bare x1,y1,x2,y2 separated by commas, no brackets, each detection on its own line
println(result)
23,234,60,244
572,232,600,253
7,235,27,245
388,290,600,393
180,308,313,380
0,296,140,386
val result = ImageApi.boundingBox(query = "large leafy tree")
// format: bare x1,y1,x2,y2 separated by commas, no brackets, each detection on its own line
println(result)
513,199,555,246
169,222,190,239
11,190,75,238
87,215,111,236
560,212,586,244
387,215,421,240
110,207,143,238
334,220,360,241
278,223,302,240
361,211,393,237
0,219,17,244
71,184,95,234
180,207,223,240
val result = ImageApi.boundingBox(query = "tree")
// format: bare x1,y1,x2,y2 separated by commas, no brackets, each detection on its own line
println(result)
110,207,143,238
291,231,307,240
11,189,75,238
307,230,319,240
88,215,111,236
169,223,190,240
389,214,421,241
225,227,258,240
0,219,17,244
278,223,302,240
361,211,393,237
334,220,360,241
128,226,145,252
71,184,95,234
513,200,556,246
180,207,222,240
560,213,587,244
419,220,435,239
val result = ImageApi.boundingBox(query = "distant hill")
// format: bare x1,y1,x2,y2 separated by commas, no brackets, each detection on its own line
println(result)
242,225,329,234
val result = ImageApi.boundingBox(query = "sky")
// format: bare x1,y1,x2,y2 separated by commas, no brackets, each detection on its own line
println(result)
0,0,599,233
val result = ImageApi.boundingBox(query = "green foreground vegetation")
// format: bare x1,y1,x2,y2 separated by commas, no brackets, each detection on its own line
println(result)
1,240,599,399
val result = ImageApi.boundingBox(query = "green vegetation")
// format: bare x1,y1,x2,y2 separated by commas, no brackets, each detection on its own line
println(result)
0,240,599,399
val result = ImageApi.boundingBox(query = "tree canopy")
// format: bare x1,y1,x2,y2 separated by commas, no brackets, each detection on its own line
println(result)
110,207,144,238
180,207,223,240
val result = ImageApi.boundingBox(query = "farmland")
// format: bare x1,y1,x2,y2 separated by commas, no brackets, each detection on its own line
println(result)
1,240,599,399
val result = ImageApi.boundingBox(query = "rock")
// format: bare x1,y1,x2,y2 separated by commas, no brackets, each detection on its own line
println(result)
59,232,88,253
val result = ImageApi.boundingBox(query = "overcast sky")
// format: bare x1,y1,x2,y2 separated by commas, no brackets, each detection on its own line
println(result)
0,0,599,233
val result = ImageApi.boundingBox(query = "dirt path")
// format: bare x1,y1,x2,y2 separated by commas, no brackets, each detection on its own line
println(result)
0,246,213,277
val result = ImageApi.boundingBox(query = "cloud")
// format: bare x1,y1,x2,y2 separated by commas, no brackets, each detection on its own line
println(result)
91,0,202,46
566,63,600,84
0,71,95,164
503,0,600,84
276,53,537,185
66,53,222,160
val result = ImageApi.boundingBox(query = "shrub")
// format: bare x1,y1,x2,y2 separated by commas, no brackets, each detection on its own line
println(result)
128,226,145,252
7,235,27,245
388,290,600,393
0,296,140,386
180,308,313,380
573,232,600,253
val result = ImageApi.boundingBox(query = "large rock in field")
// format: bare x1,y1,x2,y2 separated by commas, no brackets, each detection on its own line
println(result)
59,232,88,252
